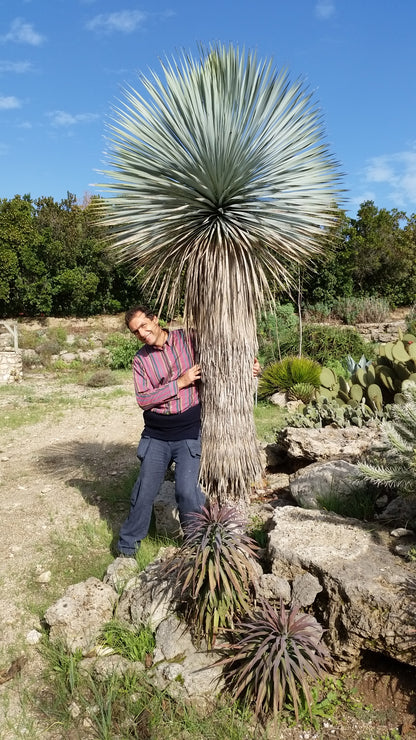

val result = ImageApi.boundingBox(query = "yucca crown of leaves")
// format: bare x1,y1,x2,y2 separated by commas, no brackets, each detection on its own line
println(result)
100,43,341,319
259,355,322,398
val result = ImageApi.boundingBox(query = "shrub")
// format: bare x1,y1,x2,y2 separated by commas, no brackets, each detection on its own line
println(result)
220,599,329,720
406,304,416,335
257,303,299,365
301,325,372,366
302,302,332,322
37,339,61,362
106,333,139,370
46,325,68,346
258,356,321,399
332,296,390,324
84,369,117,387
164,503,258,648
284,397,379,429
316,481,379,521
18,328,42,350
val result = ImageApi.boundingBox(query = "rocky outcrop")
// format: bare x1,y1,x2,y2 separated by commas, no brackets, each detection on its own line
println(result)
276,425,383,463
267,506,416,670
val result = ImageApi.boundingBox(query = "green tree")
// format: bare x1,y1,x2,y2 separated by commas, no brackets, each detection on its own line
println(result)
100,44,341,509
349,200,413,305
0,195,52,316
302,205,355,304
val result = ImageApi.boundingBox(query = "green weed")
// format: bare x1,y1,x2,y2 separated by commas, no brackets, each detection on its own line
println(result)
316,483,379,521
99,621,155,662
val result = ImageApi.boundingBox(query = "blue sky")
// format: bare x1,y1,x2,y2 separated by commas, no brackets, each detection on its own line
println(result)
0,0,415,217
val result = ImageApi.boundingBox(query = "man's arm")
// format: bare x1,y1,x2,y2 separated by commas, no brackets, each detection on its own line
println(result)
133,356,200,410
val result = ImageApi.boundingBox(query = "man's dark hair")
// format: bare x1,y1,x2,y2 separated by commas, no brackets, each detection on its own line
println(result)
125,305,155,328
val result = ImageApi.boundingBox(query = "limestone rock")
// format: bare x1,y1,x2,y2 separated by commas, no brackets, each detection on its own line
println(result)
257,573,291,603
150,614,224,711
80,654,145,681
44,577,118,654
376,496,416,527
278,425,383,463
292,572,322,607
268,506,416,669
104,556,139,592
117,549,179,631
269,391,287,407
289,460,358,509
153,481,182,538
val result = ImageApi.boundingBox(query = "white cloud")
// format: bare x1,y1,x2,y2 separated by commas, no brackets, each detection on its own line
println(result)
0,95,21,109
1,18,45,46
364,148,416,208
86,10,147,34
48,110,99,127
315,1,335,19
0,60,32,73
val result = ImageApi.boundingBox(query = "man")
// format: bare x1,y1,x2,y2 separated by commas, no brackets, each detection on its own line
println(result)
117,305,205,556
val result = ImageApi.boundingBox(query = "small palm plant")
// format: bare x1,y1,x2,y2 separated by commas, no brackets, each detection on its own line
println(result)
258,356,322,400
164,503,258,648
358,381,416,497
220,599,329,720
99,44,341,510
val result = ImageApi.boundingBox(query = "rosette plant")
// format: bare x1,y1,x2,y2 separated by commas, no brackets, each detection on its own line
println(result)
99,43,341,509
220,599,329,720
163,503,258,648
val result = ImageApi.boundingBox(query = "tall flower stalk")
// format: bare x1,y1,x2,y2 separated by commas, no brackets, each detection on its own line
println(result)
99,44,341,507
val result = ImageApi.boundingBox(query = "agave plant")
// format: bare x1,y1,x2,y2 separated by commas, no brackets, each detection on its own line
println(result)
99,43,341,508
220,599,329,720
164,503,258,648
358,381,416,497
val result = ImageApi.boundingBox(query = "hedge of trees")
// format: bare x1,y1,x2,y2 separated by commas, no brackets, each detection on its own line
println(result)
1,193,415,318
0,193,148,318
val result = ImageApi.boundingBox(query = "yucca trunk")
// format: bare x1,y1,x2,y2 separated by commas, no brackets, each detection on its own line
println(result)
186,248,262,507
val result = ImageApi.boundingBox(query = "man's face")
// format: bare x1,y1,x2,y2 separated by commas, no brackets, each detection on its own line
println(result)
128,311,165,347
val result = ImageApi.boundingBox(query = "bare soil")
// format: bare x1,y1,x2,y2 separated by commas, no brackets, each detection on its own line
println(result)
0,313,415,739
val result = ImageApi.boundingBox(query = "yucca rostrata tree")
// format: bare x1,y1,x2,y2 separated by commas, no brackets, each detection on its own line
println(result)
99,44,341,509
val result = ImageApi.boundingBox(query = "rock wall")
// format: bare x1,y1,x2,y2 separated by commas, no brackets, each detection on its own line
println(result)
0,348,23,384
355,319,407,343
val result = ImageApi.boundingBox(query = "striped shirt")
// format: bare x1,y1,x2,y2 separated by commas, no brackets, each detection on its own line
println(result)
132,328,199,415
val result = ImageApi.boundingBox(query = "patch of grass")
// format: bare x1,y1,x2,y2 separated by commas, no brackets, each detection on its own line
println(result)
0,680,44,740
100,621,155,662
253,401,286,443
0,393,72,431
0,376,130,432
248,514,268,548
284,674,367,730
25,519,114,618
38,635,260,740
316,482,379,521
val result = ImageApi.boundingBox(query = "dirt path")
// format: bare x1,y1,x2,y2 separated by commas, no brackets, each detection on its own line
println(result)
0,374,143,737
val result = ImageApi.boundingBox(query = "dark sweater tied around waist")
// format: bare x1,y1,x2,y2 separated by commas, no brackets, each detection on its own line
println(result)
142,403,201,441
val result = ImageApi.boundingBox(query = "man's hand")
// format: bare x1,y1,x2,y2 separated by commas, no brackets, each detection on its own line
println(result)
253,357,262,378
177,364,201,389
